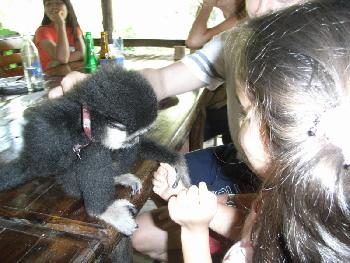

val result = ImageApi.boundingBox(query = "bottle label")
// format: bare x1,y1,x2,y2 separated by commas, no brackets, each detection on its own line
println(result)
116,55,125,66
32,60,43,76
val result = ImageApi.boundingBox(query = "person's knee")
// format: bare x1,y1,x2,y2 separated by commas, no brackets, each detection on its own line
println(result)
131,213,150,252
131,226,167,260
131,212,168,260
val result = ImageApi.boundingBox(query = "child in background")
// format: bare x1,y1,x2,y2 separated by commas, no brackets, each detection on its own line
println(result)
34,0,85,70
186,0,246,146
186,0,245,50
165,0,350,261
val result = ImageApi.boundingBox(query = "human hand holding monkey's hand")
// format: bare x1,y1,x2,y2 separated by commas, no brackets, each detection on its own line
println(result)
168,182,217,232
152,163,187,201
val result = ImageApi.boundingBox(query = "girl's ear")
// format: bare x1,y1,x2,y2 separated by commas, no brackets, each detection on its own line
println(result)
239,114,270,177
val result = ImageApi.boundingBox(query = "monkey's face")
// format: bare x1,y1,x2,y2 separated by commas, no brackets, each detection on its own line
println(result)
74,64,158,150
101,119,153,150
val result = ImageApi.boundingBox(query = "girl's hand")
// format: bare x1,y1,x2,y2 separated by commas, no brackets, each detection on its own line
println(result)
152,163,187,201
50,7,66,26
168,182,217,232
202,0,217,8
57,10,66,24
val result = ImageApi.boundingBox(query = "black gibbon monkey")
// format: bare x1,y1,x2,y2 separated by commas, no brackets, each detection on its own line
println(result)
0,64,190,235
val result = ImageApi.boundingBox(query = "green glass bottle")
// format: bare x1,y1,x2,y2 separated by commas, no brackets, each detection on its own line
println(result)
84,32,97,73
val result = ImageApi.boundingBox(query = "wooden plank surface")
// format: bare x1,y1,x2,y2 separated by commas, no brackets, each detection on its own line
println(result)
93,38,186,48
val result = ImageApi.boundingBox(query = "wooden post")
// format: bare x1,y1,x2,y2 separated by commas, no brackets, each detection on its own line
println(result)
101,0,114,42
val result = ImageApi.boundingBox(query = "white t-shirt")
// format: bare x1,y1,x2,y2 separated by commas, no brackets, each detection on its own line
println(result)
181,27,247,160
222,241,253,263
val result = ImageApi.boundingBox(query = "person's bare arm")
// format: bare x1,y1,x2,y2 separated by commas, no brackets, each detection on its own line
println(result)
186,1,215,49
140,61,206,100
209,193,257,240
168,183,216,263
48,71,87,99
54,12,70,64
68,33,85,63
48,60,206,100
186,0,241,49
152,163,256,240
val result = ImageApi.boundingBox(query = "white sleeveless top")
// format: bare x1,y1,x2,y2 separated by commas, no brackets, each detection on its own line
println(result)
222,241,253,263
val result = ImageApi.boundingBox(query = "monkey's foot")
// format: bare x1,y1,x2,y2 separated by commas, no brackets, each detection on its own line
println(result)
99,199,138,236
113,173,142,195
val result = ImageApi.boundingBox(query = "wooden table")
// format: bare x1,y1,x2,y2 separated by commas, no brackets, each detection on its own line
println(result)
0,59,206,262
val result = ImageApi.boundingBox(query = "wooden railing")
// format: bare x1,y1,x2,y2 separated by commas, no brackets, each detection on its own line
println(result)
93,38,186,48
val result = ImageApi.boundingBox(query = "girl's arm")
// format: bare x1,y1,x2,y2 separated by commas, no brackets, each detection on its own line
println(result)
168,183,216,263
186,0,215,49
48,59,206,100
186,0,240,49
153,163,254,239
68,33,85,62
54,11,70,64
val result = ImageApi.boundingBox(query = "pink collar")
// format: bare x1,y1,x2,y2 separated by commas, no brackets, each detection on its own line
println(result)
73,105,93,159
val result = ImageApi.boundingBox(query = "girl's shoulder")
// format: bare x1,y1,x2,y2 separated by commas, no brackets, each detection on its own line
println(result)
37,23,55,29
35,24,55,34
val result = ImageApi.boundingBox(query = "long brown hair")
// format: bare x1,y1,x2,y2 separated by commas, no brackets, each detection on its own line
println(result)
41,0,81,41
234,0,350,261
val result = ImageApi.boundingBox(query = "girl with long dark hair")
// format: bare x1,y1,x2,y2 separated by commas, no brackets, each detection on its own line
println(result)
34,0,85,70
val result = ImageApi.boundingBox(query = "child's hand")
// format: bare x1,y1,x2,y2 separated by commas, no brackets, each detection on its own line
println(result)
168,182,217,232
202,0,217,8
51,9,66,26
152,163,187,201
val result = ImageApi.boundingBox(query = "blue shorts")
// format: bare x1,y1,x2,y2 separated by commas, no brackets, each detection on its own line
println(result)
185,144,261,195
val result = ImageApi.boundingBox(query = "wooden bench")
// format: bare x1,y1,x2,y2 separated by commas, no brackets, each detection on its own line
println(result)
0,36,24,78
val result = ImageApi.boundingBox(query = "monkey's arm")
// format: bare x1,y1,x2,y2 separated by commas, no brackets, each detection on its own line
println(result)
75,143,137,235
138,138,191,188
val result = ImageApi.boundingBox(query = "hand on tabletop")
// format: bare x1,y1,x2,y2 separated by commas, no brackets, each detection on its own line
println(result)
152,163,187,201
168,182,217,232
48,71,87,99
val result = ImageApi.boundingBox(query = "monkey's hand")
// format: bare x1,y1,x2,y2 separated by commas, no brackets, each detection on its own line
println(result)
152,163,187,201
171,155,191,189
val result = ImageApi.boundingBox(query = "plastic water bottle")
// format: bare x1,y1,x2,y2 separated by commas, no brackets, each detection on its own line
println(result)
21,34,45,92
111,30,125,66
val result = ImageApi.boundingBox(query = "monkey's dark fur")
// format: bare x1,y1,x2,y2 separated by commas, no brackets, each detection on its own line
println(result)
0,64,190,235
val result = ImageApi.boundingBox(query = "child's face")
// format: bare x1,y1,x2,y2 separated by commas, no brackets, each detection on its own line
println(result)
236,84,270,177
245,0,305,18
44,0,68,21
